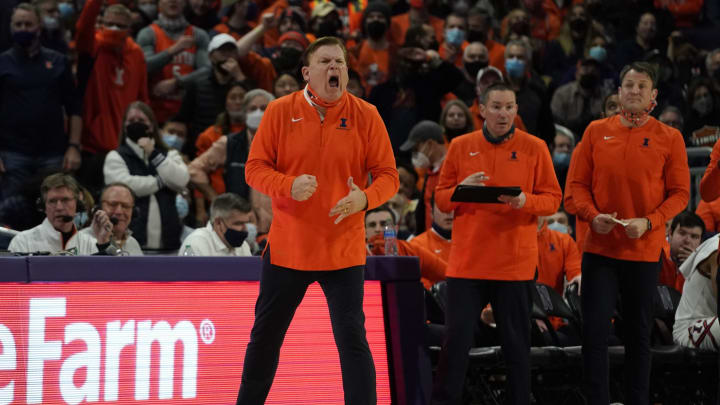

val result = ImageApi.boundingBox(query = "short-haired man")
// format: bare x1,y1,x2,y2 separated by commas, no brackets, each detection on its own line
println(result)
237,36,398,404
180,192,254,256
660,211,704,292
432,82,562,404
9,173,112,254
81,182,143,255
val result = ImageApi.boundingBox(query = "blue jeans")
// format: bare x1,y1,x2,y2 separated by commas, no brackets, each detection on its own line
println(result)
0,150,63,201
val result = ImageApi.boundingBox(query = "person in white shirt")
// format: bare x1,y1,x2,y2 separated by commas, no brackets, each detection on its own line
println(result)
673,234,719,351
9,173,112,255
179,192,256,256
103,101,190,250
80,182,144,255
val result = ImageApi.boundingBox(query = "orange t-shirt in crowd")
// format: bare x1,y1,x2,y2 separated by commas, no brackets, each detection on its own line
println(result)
75,0,149,154
569,115,690,262
149,23,197,123
469,99,527,134
353,40,393,94
537,223,581,294
700,138,720,203
245,89,399,270
409,227,452,263
659,239,685,292
435,129,562,280
389,12,444,47
563,141,589,252
194,122,245,196
696,198,720,232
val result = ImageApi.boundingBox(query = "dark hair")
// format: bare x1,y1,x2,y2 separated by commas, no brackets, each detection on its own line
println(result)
686,77,715,104
365,204,397,225
100,182,137,205
480,82,515,105
403,25,428,49
302,36,348,67
119,101,169,152
40,173,82,203
670,211,705,235
13,3,42,22
619,62,658,89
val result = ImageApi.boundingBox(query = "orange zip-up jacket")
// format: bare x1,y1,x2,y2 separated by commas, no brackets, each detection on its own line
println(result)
75,0,149,154
569,115,690,262
563,141,588,252
435,129,562,280
537,223,581,295
700,138,720,202
409,228,452,262
246,90,398,270
696,198,720,232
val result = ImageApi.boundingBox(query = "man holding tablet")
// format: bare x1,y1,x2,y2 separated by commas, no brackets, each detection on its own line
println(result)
431,82,562,405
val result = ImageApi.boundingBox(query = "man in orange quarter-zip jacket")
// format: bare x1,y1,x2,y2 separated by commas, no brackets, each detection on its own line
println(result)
236,36,398,405
569,62,689,405
431,82,562,405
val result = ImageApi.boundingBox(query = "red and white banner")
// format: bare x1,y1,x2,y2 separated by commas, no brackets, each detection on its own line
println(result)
0,281,391,404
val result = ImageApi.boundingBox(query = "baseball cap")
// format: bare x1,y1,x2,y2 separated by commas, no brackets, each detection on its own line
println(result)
400,120,444,152
208,33,237,53
476,65,503,85
312,2,337,19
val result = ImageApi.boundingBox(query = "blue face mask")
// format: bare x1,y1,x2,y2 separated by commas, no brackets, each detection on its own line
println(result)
162,133,185,150
58,2,75,19
444,27,465,47
505,58,525,79
588,46,607,63
548,221,569,234
176,195,189,219
552,151,571,168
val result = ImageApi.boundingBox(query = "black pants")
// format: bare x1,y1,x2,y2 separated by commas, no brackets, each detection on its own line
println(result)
236,251,376,405
581,252,660,405
432,277,533,405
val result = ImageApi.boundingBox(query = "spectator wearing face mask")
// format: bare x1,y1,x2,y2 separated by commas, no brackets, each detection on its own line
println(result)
452,41,489,106
309,2,343,39
136,0,211,124
438,12,467,68
180,192,256,256
551,58,609,139
400,121,446,233
551,124,575,189
470,66,527,133
504,38,555,145
74,0,149,193
684,78,720,146
36,0,68,54
0,3,82,204
188,89,275,232
160,117,189,151
440,99,475,142
103,102,189,250
271,30,308,76
354,1,393,94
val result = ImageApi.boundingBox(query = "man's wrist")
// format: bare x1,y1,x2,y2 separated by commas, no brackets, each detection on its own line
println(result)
67,142,81,151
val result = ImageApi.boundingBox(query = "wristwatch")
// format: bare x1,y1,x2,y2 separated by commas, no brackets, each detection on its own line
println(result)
68,142,81,151
645,217,652,231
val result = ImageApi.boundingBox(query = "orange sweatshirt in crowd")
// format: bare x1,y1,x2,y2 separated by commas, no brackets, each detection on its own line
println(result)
435,129,562,280
569,115,690,262
696,198,720,232
75,0,149,154
245,90,398,270
563,142,588,252
700,138,720,203
409,227,452,263
659,239,685,292
537,223,581,295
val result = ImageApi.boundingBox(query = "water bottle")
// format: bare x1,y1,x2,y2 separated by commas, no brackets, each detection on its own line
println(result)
383,225,398,256
182,244,195,256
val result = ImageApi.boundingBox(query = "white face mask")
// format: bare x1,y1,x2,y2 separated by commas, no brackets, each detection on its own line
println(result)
245,222,257,245
412,151,431,169
547,221,569,234
245,109,264,130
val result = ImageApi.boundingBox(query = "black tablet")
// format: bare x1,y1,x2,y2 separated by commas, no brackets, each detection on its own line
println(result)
450,185,522,203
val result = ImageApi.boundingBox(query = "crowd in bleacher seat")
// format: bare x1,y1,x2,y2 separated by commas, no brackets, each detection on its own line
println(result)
2,0,720,400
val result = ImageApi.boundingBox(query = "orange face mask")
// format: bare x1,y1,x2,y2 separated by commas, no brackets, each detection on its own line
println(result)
98,26,128,48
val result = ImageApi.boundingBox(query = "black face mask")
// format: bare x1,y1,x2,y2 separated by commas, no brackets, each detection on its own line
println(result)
366,20,387,40
126,122,150,142
427,39,440,51
570,18,588,33
317,20,340,38
464,60,488,80
274,47,303,71
224,227,248,248
445,127,467,140
13,30,37,48
431,221,452,240
466,30,486,44
510,21,530,36
579,73,599,90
